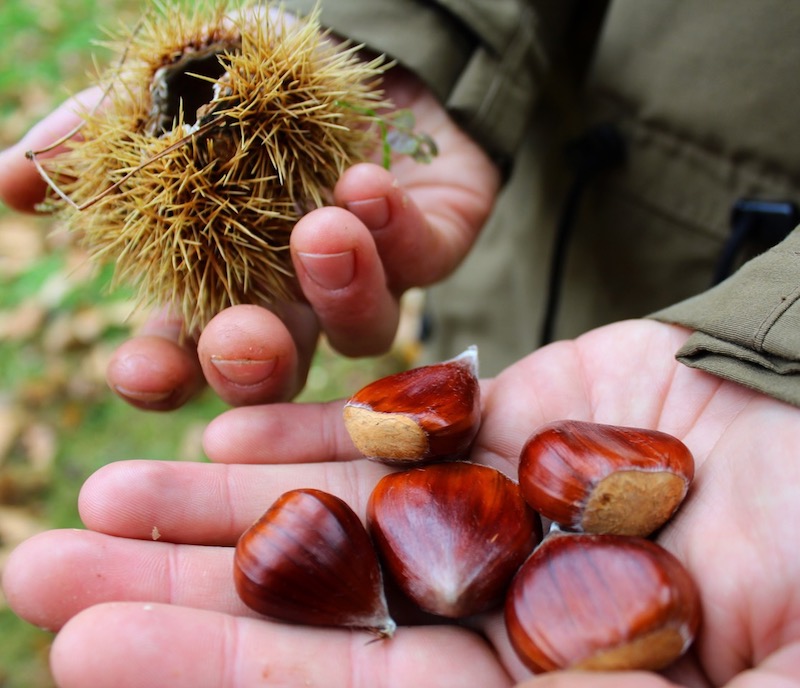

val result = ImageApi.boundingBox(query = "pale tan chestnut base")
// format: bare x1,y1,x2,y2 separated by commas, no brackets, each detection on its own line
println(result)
583,471,688,536
574,626,687,672
343,405,428,461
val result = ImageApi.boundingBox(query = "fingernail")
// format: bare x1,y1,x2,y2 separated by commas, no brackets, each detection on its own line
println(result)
113,386,175,406
346,196,390,230
210,357,278,387
297,250,355,290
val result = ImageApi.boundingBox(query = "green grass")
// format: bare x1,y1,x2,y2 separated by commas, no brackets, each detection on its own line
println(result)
2,3,143,682
0,614,53,688
0,258,232,687
0,0,142,145
0,2,407,685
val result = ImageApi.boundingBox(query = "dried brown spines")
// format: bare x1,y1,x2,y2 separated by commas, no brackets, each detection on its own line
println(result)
37,1,391,333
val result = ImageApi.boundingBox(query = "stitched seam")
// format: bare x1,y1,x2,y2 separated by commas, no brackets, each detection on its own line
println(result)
752,272,800,351
474,6,543,127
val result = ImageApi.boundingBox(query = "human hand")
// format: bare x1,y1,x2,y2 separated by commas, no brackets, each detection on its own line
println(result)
5,319,799,687
0,67,501,409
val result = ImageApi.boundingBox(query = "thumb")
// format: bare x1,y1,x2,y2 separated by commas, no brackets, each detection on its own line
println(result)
0,87,102,212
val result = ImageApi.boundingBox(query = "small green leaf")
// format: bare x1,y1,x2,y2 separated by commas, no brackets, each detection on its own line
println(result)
335,102,438,169
389,109,416,131
385,129,419,156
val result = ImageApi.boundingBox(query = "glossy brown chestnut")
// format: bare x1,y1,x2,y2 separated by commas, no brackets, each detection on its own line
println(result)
519,420,695,537
367,462,542,618
343,346,481,465
505,533,701,673
234,488,396,637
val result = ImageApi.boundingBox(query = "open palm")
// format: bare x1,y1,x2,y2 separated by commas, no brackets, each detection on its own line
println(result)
5,319,799,687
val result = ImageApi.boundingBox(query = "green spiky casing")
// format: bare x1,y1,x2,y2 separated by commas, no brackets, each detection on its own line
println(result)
40,1,390,333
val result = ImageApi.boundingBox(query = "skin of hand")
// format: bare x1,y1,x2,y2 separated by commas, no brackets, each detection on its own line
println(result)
3,319,799,687
0,68,501,409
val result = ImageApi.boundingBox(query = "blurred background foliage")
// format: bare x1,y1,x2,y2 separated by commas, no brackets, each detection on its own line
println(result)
0,1,416,685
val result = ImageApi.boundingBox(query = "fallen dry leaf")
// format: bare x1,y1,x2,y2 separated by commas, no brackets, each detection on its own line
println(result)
0,403,26,465
0,217,47,278
20,423,57,472
0,299,47,342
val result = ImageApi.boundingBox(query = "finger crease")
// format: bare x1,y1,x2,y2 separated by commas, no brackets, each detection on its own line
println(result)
221,614,244,688
222,463,240,540
165,543,180,606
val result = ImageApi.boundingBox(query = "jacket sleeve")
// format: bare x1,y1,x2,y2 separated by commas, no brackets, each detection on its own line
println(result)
651,228,800,406
280,0,571,165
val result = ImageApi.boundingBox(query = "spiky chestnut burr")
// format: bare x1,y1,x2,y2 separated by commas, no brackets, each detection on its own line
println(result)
32,1,417,333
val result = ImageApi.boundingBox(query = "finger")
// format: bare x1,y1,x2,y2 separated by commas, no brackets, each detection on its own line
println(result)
333,163,445,290
197,304,318,405
3,529,244,630
0,87,102,213
203,399,359,464
107,309,205,411
202,378,504,467
4,502,433,633
291,205,400,356
335,160,498,292
50,603,512,688
5,524,433,632
78,459,392,543
111,300,319,410
340,70,502,291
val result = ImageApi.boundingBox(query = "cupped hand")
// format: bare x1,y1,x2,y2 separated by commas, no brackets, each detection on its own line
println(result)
5,319,800,687
0,68,500,409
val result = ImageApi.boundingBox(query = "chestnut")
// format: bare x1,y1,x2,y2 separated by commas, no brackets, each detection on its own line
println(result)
519,420,694,537
343,346,481,465
505,533,701,673
367,462,542,618
234,488,396,637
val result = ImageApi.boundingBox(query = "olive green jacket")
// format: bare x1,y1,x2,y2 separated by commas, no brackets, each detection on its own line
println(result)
285,0,800,406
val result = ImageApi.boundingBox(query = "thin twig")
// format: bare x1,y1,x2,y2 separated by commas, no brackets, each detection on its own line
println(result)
30,115,228,212
27,152,82,209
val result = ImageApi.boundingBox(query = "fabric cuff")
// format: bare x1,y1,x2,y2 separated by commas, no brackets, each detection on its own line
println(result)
281,0,544,164
651,228,800,406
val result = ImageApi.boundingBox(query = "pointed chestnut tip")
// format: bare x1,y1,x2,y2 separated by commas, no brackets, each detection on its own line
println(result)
450,345,479,377
233,488,396,635
367,462,542,619
367,617,397,642
343,346,481,465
